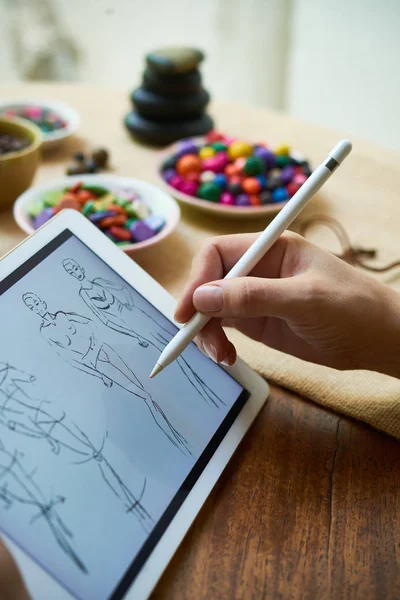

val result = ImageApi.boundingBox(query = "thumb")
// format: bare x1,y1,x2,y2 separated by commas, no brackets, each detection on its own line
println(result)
192,277,302,320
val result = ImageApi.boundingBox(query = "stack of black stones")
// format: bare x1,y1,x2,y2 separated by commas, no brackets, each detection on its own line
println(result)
124,47,213,146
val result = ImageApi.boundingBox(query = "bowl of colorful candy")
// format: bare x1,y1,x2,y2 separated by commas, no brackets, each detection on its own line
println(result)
158,131,312,219
0,99,80,151
13,174,180,253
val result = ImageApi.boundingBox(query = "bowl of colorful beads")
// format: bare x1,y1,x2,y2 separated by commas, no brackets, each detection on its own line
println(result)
13,174,181,253
0,99,80,151
158,132,312,219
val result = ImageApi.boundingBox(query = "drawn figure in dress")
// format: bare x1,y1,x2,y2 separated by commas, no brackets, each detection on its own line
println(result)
22,292,190,456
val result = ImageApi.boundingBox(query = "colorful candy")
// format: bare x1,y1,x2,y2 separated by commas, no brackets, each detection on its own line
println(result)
176,154,202,176
272,187,289,203
214,173,227,188
27,182,165,246
243,156,265,176
130,220,155,242
200,170,215,183
161,131,312,208
220,192,235,205
228,140,253,160
242,177,261,195
2,105,67,135
260,191,272,204
180,180,198,196
198,182,221,202
235,194,251,206
199,146,215,159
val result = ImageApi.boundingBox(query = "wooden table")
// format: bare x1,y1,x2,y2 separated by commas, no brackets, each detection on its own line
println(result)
1,84,400,600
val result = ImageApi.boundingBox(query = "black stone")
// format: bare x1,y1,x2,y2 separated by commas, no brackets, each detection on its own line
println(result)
146,47,204,75
131,87,210,120
143,68,202,96
124,112,213,146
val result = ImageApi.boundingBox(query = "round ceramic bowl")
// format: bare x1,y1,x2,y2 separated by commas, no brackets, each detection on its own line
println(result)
0,116,43,210
158,137,289,220
0,98,80,151
13,174,181,254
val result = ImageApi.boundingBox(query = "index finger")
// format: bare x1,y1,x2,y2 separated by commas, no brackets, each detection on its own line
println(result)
174,231,292,323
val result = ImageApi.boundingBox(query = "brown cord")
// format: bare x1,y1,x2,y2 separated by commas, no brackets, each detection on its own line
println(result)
298,216,400,273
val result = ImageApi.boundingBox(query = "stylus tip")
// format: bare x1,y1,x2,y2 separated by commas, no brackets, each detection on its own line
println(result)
149,363,163,379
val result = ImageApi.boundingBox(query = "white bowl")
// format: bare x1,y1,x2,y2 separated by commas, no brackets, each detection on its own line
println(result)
157,137,291,220
13,174,181,254
0,98,80,151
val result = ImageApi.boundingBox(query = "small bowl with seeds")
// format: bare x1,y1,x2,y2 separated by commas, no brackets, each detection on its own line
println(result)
0,117,43,210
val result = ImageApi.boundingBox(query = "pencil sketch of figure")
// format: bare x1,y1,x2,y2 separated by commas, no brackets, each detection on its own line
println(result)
62,258,151,348
62,259,224,409
0,439,87,572
0,361,153,532
22,293,190,456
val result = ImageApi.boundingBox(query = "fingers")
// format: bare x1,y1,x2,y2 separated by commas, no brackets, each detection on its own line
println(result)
195,319,237,366
175,231,299,324
193,276,304,320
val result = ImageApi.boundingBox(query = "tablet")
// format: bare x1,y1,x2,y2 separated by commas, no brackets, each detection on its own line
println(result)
0,210,269,600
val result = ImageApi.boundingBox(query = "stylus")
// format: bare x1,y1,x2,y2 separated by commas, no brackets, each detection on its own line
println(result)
150,139,352,378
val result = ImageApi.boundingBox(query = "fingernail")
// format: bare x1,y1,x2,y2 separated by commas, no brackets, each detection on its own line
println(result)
193,285,223,313
195,338,206,353
222,354,237,367
203,342,218,363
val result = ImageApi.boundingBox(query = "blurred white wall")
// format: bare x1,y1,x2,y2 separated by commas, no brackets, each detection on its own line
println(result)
1,0,400,151
0,0,291,109
286,0,400,150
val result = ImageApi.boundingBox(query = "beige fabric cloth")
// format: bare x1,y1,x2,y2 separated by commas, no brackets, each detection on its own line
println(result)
229,330,400,440
1,83,400,440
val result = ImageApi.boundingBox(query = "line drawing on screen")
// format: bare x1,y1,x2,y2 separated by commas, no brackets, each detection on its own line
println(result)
0,361,154,535
0,438,87,573
62,259,224,409
22,293,191,456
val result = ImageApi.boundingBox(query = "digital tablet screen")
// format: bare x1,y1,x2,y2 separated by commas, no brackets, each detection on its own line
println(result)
0,230,249,600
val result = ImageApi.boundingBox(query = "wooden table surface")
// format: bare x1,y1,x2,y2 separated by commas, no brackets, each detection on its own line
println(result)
1,84,400,600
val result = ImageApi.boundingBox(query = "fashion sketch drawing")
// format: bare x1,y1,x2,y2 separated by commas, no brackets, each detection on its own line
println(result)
62,258,224,409
0,360,154,575
22,293,190,456
0,436,87,572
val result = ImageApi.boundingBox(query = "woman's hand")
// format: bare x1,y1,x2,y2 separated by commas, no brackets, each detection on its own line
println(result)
175,232,400,378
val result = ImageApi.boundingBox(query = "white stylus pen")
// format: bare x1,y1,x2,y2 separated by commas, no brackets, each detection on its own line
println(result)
150,139,352,378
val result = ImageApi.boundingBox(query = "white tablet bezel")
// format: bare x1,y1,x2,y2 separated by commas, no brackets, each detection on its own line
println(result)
0,210,269,600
